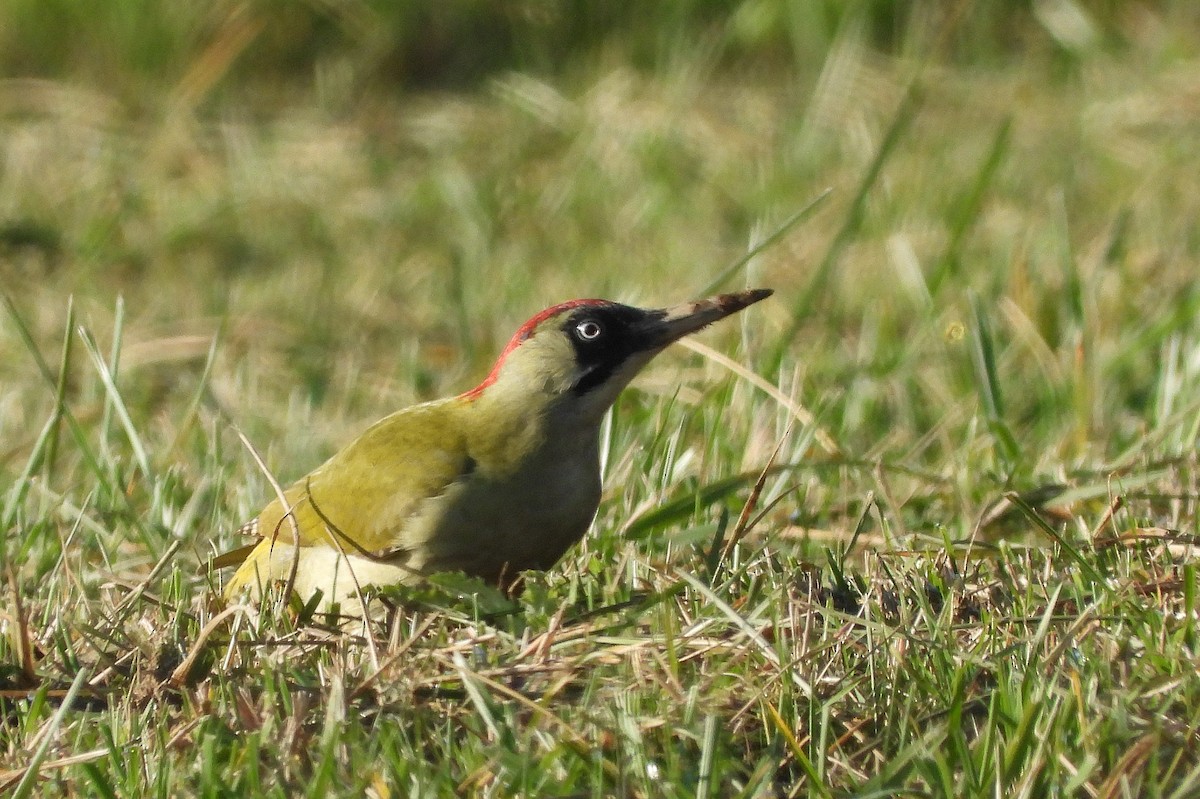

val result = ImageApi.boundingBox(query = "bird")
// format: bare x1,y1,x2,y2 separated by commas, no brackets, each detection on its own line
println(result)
216,288,772,609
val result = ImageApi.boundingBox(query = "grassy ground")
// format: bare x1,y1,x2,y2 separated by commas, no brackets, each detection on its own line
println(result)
3,2,1200,796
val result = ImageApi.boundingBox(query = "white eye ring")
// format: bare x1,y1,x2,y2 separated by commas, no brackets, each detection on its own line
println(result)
575,320,603,341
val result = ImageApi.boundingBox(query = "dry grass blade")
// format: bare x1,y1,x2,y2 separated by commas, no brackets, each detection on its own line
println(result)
113,539,182,616
172,5,267,109
166,605,255,688
721,422,793,563
1098,732,1159,799
5,566,36,684
0,748,109,794
672,569,813,697
233,427,306,613
349,614,438,700
1090,494,1124,540
677,338,838,454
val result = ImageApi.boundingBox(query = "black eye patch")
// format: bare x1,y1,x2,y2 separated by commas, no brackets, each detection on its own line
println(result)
563,304,653,395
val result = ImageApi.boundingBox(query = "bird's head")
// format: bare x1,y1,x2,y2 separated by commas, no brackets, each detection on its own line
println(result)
463,289,773,423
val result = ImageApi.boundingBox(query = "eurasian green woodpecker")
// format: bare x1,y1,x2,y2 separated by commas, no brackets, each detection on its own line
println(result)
218,288,772,607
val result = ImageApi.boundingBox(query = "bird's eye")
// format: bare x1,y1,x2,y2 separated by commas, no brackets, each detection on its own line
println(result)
574,319,603,341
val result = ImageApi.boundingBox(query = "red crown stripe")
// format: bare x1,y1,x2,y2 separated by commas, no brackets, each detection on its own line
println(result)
460,299,611,399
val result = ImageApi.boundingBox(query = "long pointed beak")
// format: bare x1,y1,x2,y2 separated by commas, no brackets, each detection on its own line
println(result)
639,288,773,349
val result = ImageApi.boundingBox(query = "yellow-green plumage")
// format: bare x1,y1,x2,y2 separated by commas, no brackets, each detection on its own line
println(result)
219,289,772,608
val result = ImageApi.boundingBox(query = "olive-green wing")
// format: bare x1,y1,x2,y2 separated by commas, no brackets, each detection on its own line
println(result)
220,399,471,586
261,400,470,552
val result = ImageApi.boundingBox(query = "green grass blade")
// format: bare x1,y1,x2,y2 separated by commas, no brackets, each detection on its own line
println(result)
1004,491,1108,589
697,188,832,297
99,295,125,455
929,117,1012,294
773,79,923,364
1,291,111,493
9,667,91,799
44,295,76,476
969,291,1020,464
78,325,153,481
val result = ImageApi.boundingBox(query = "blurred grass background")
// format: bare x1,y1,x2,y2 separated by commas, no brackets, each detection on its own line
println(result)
2,0,1197,441
3,1,1200,795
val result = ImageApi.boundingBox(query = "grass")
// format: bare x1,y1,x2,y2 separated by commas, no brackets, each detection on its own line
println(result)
3,2,1200,796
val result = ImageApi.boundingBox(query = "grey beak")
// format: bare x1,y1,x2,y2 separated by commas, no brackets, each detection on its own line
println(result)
640,288,773,348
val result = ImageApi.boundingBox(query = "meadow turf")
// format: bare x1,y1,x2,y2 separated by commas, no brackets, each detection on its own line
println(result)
3,3,1200,796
